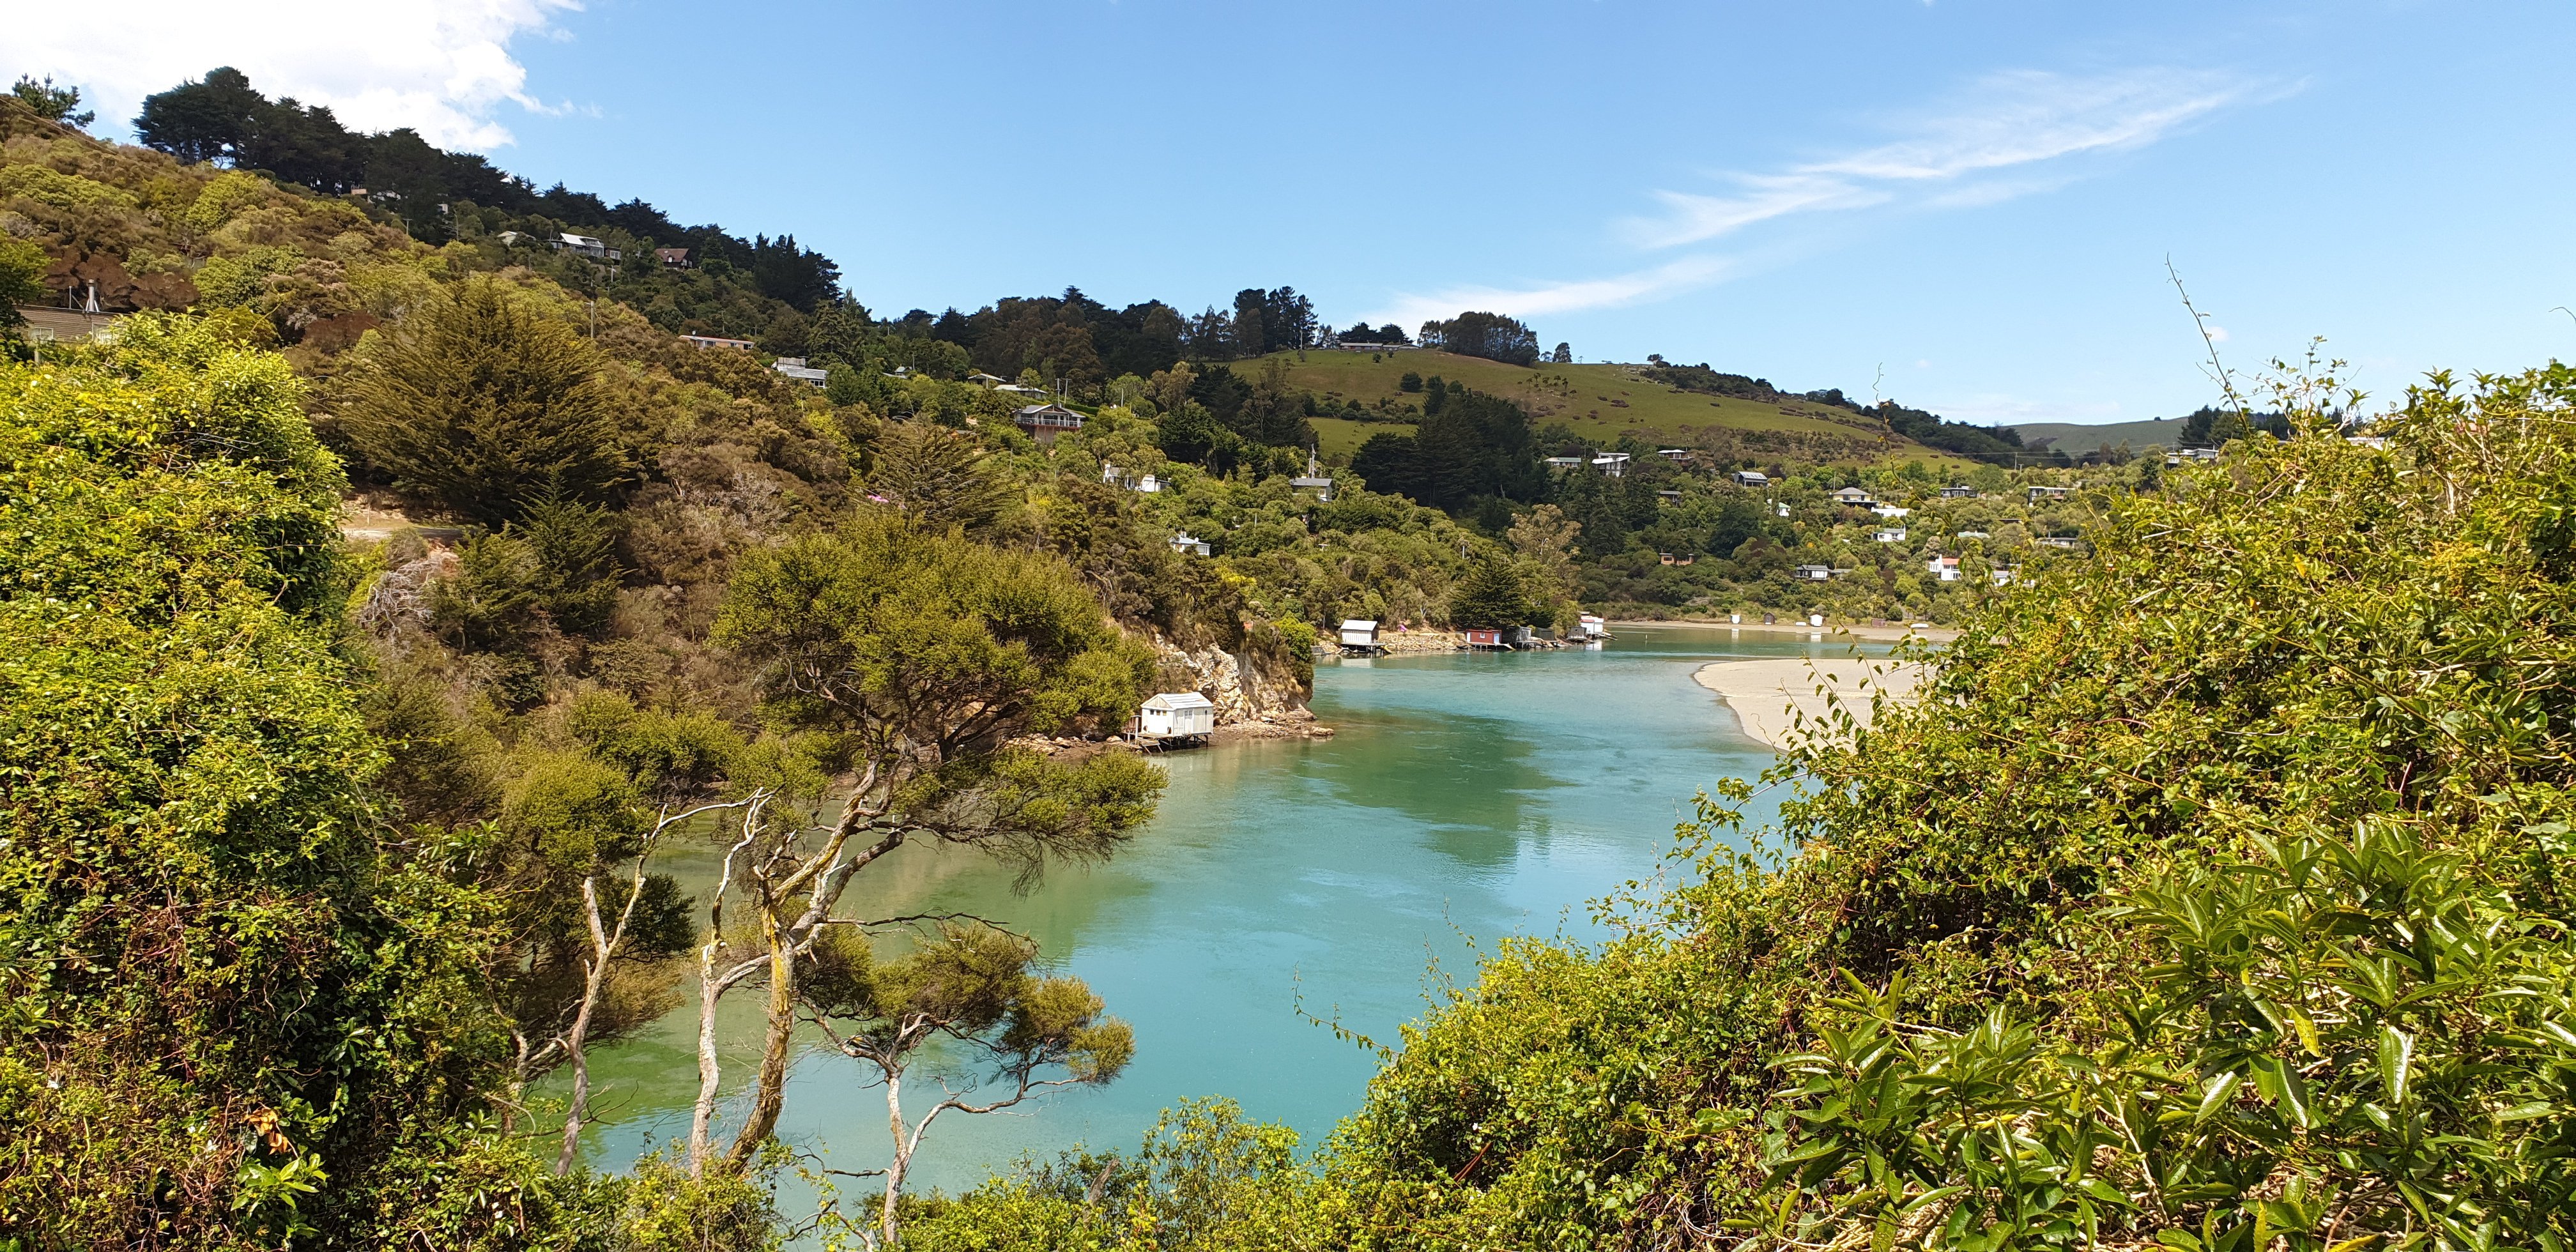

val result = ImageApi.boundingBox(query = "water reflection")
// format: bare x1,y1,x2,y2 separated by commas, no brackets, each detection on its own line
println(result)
559,625,1886,1198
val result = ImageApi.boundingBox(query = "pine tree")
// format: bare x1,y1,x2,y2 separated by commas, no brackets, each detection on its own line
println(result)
342,277,629,524
1447,554,1531,628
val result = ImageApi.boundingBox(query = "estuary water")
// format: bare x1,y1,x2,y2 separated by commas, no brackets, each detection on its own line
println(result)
562,625,1883,1193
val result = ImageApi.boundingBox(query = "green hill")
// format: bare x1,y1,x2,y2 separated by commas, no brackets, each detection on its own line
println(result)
1238,349,1954,462
2005,416,2192,454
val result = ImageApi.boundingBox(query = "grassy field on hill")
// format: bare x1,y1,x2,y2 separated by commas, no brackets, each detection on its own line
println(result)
1245,349,1927,455
2005,416,2192,454
1307,415,1413,459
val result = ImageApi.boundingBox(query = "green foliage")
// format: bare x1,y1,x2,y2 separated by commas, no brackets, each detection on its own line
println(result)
342,276,631,523
1445,553,1532,628
715,511,1154,754
894,1099,1314,1252
0,314,584,1246
1303,363,2576,1249
0,238,46,320
866,420,1019,533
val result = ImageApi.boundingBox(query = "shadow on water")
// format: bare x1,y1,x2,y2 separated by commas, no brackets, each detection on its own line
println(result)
550,624,1890,1208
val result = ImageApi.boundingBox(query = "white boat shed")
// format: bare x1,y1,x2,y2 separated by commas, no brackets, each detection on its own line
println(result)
1338,618,1380,651
1137,691,1216,740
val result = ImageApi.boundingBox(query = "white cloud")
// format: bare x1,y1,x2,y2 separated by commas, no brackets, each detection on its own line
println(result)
1364,256,1736,328
1624,68,2276,249
11,0,578,149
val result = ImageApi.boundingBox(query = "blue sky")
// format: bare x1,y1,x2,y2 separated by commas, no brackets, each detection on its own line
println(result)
21,1,2576,424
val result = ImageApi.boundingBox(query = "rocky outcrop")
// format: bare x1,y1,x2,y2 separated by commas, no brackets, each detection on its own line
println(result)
1146,632,1329,738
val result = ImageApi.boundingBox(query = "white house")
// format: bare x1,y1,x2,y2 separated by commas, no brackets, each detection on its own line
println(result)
1874,527,1908,544
551,233,621,261
1137,692,1216,739
1926,556,1963,582
1939,485,1977,498
1832,486,1875,506
2028,485,2073,503
1774,501,1792,517
1592,452,1631,478
1657,448,1693,462
1872,504,1911,519
1795,564,1834,581
680,333,755,351
2036,535,2082,550
771,356,828,388
1991,568,2018,586
1544,455,1589,471
1575,614,1608,640
1170,533,1211,557
1337,619,1380,652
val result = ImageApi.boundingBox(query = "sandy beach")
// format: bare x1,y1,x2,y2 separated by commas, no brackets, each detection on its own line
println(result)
1619,619,1960,645
1692,655,1926,750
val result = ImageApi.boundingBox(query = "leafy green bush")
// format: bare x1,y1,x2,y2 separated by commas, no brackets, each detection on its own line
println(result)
1305,364,2576,1249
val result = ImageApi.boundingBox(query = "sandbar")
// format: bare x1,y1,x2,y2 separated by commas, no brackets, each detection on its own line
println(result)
1692,656,1925,750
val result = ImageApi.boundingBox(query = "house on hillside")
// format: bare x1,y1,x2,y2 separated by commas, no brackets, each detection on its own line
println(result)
681,333,755,351
995,383,1050,399
1775,501,1792,517
1795,564,1834,581
1169,532,1211,557
772,356,828,387
1874,527,1908,544
1657,448,1693,462
1135,692,1216,742
1926,556,1963,583
1731,470,1770,487
2165,447,2220,466
1872,504,1911,519
551,233,620,261
1940,484,1977,498
1591,453,1631,478
654,247,691,268
1013,403,1085,443
1991,567,2019,586
1545,455,1589,471
2028,485,2073,503
2035,535,2083,550
1832,486,1876,507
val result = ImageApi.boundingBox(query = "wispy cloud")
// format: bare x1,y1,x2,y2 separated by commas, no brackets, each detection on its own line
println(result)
1361,67,2280,328
13,0,579,149
1365,256,1737,333
1625,68,2277,250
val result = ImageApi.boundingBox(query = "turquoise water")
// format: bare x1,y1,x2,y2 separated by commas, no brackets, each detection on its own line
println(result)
564,625,1883,1194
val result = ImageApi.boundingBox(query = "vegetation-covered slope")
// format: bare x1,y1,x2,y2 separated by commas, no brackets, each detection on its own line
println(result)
1232,349,1938,459
903,366,2576,1251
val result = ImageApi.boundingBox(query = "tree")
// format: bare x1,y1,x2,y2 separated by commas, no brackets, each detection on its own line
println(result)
10,75,92,128
1230,289,1267,357
1446,553,1531,628
697,516,1163,1175
1551,342,1572,365
1420,312,1542,366
803,923,1133,1246
864,421,1016,533
341,277,630,524
1507,504,1583,609
1156,401,1223,466
0,239,46,330
1399,371,1423,393
135,66,266,164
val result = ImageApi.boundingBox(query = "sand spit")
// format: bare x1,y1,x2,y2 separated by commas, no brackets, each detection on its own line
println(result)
1692,656,1926,751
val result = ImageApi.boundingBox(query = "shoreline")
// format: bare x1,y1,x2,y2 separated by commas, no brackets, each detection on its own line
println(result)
1690,656,1926,751
1616,618,1959,645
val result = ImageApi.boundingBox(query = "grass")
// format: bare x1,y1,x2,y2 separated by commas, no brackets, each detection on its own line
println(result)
2005,418,2195,455
1240,350,1936,459
1308,415,1412,459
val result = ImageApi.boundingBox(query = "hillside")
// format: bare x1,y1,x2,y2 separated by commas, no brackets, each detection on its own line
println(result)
1236,349,1954,462
2006,415,2191,454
